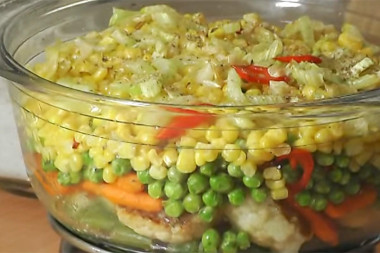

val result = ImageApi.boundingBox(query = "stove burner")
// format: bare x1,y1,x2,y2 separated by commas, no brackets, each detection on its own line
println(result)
49,215,379,253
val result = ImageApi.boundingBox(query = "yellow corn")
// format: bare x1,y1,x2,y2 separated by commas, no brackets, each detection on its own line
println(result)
329,123,343,139
116,125,132,141
233,151,247,166
354,149,373,166
206,126,221,142
314,128,333,144
148,149,163,166
123,47,142,59
222,144,241,162
317,143,333,154
248,149,274,164
195,150,206,167
348,160,360,173
137,131,159,146
180,136,197,147
70,153,83,172
246,130,264,149
118,143,137,159
211,138,227,150
266,179,286,190
221,125,239,143
240,160,257,177
177,149,197,173
163,149,178,167
333,141,343,155
344,138,364,156
149,165,168,180
54,154,70,173
263,167,282,180
92,68,108,82
94,156,109,169
338,32,363,51
103,165,117,183
293,138,317,152
270,143,291,157
271,188,288,200
370,155,380,169
131,156,150,171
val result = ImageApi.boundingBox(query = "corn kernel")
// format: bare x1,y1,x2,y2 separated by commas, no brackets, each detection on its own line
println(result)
263,167,282,180
138,131,159,146
293,137,317,152
333,141,343,155
116,125,132,141
266,179,286,190
148,149,163,166
222,144,241,162
195,150,206,167
271,143,291,157
118,143,136,159
240,160,257,177
93,68,108,82
211,138,227,150
70,153,83,172
180,136,197,147
246,130,264,149
314,128,333,144
354,149,373,166
299,125,318,139
233,151,246,166
221,125,239,143
248,149,274,164
149,165,168,180
163,149,178,167
54,154,70,173
206,126,221,142
344,138,364,156
177,149,197,173
103,165,117,183
338,32,363,51
271,188,288,200
329,123,343,139
370,155,380,169
131,156,150,171
317,143,333,154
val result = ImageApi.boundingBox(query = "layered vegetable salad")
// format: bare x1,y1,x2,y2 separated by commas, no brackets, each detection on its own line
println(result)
19,5,380,253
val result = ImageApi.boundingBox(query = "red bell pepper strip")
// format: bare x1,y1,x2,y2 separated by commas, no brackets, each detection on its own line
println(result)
157,107,215,140
274,55,322,64
232,65,289,85
325,186,378,219
277,148,314,193
72,138,80,149
284,194,339,246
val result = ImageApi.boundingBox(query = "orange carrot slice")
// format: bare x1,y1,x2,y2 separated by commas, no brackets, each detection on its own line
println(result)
115,173,144,193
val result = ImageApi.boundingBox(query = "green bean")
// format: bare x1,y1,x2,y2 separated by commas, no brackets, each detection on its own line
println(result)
202,229,220,253
112,158,132,176
164,200,184,218
82,151,93,167
251,188,267,203
295,191,312,207
167,166,187,183
200,162,217,177
344,179,361,195
148,181,164,199
199,206,216,223
202,189,223,207
228,188,245,206
183,193,203,213
359,164,373,180
310,194,328,211
314,181,331,194
137,170,154,185
187,173,209,194
42,160,57,172
58,172,71,186
84,167,103,183
210,173,234,193
164,181,187,200
315,152,334,167
335,155,350,168
328,188,345,204
236,231,250,250
328,168,343,183
243,173,263,188
227,163,244,178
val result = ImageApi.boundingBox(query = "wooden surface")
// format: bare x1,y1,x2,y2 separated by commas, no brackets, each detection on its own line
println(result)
0,190,60,253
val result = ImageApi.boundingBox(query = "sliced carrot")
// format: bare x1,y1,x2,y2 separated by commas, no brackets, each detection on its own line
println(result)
115,173,144,193
82,181,162,212
325,186,378,219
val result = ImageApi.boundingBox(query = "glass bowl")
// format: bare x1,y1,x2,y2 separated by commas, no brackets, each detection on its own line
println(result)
0,0,380,252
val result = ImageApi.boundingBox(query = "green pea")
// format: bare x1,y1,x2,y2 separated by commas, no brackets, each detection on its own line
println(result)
202,229,220,253
111,158,132,176
227,163,243,178
236,231,250,250
85,167,103,183
312,168,327,182
202,189,223,207
164,200,184,218
217,156,229,170
286,133,298,145
164,181,187,200
328,168,343,183
315,152,335,167
314,181,331,194
200,162,217,177
328,189,345,204
282,164,300,184
199,206,216,223
183,193,203,213
187,173,208,194
221,231,237,253
295,191,312,207
228,188,245,206
344,179,361,195
369,173,380,185
311,195,328,211
42,160,57,172
70,171,82,185
82,152,93,166
251,188,267,203
57,172,71,186
210,173,234,193
243,173,263,188
137,170,154,185
339,171,351,185
359,165,373,180
167,166,187,183
148,181,164,199
335,155,350,168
